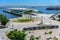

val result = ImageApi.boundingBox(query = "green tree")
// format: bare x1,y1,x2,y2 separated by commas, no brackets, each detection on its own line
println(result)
58,15,60,18
24,10,33,18
7,29,27,40
58,15,60,21
0,14,9,25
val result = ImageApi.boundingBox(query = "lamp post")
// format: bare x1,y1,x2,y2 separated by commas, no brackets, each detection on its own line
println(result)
40,16,43,24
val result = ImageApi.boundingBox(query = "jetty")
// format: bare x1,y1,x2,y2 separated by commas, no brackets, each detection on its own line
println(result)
3,8,39,16
3,10,22,16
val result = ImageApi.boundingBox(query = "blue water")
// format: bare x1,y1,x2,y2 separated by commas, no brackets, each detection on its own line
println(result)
0,6,59,19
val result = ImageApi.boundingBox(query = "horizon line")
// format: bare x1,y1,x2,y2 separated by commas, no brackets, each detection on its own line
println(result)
0,5,60,7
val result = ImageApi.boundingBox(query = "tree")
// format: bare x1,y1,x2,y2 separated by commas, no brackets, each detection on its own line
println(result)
24,10,33,18
58,15,60,18
0,14,9,25
58,15,60,21
7,29,27,40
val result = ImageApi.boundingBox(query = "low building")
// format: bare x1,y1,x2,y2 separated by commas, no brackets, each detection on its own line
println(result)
50,12,60,21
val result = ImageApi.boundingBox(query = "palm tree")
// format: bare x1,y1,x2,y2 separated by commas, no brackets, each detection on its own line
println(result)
24,10,33,18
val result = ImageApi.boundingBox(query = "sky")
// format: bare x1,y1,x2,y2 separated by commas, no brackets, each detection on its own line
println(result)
0,0,59,6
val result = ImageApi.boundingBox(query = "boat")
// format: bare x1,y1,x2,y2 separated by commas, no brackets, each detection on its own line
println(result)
46,6,60,10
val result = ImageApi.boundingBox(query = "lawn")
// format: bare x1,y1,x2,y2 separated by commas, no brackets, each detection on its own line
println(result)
14,18,34,22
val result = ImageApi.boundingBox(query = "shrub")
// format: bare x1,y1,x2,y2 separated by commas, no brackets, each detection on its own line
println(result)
49,31,52,34
30,35,35,40
35,37,39,40
44,32,48,35
7,29,27,40
44,31,52,35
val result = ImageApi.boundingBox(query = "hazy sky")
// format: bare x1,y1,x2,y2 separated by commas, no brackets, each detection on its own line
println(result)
0,0,59,6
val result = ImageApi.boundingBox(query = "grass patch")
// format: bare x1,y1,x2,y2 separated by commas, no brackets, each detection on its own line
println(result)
14,18,34,22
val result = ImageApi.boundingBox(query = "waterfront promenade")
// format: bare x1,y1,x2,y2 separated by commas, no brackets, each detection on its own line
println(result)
0,16,60,40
